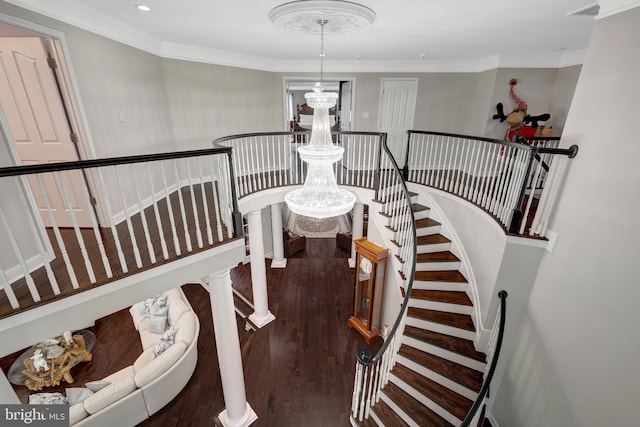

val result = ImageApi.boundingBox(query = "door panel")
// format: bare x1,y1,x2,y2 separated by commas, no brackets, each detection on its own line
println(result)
379,79,418,164
0,37,91,227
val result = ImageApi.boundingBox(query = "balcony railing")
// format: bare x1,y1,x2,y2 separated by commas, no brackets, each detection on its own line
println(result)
0,145,241,317
402,131,577,237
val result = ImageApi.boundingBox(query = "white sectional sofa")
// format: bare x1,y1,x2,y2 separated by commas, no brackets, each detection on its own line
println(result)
69,287,200,426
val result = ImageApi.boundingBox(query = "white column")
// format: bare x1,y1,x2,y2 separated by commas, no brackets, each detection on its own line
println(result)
270,203,287,268
348,202,365,268
209,270,258,427
247,210,276,328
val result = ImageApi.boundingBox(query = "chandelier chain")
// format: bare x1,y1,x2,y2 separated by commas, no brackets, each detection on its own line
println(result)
317,19,328,84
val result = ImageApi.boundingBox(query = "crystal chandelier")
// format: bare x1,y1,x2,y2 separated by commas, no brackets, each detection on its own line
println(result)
284,19,356,219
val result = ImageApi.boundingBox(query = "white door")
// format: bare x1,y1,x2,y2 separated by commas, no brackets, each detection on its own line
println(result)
378,78,418,164
0,37,92,227
339,81,352,131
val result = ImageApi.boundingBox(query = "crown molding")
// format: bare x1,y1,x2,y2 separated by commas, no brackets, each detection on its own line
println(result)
596,0,640,19
2,0,585,73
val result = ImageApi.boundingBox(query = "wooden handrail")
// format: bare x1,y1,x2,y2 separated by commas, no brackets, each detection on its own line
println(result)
460,290,508,427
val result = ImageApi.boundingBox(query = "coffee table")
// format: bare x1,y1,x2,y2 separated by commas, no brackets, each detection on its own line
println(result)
8,330,95,391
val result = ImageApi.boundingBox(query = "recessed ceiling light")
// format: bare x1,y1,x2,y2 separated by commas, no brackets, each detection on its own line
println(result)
419,53,427,59
135,4,151,12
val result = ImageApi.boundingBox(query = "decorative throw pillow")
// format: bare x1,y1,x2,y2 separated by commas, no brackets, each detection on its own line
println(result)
28,392,67,405
160,326,176,343
152,339,172,359
142,294,167,317
152,326,176,359
85,380,111,393
149,314,167,334
65,388,94,406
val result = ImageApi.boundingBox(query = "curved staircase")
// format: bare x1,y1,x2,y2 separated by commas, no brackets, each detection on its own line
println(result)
360,200,488,427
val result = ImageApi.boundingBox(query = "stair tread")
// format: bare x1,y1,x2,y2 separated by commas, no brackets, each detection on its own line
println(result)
416,251,460,263
416,217,440,228
412,203,430,213
407,307,476,332
410,289,472,306
383,381,453,427
393,363,473,421
380,203,430,218
417,234,451,245
403,325,487,363
399,344,483,392
369,395,411,427
414,270,468,283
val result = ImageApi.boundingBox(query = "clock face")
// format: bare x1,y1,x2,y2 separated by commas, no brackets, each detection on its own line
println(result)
360,257,372,274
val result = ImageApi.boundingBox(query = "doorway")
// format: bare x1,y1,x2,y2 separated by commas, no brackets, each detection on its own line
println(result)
283,77,355,132
378,78,418,164
0,22,94,229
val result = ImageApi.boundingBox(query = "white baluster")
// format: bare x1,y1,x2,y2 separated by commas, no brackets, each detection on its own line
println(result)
358,366,369,421
15,177,60,293
173,160,193,252
160,161,181,256
197,157,213,245
208,155,224,242
0,265,19,308
146,163,169,260
96,168,128,273
115,167,143,268
130,164,156,264
351,362,362,417
0,202,40,302
76,172,112,278
185,159,203,248
35,174,78,289
57,172,96,283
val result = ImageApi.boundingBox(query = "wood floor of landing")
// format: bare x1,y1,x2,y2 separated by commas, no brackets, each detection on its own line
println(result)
0,184,235,319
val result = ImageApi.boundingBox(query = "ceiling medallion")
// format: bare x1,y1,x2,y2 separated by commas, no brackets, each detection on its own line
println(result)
269,0,376,36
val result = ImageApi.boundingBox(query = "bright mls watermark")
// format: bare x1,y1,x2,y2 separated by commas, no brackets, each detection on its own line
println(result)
1,405,68,426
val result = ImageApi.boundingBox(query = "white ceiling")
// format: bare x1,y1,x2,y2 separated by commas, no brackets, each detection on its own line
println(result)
0,0,617,72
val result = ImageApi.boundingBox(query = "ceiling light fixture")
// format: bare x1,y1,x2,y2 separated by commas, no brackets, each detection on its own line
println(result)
284,19,356,219
135,4,151,12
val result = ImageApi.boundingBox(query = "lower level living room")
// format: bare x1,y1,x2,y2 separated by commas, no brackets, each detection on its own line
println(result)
0,237,376,427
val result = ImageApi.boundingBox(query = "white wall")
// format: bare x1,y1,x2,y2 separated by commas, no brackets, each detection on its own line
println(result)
492,7,640,426
488,66,581,139
163,59,284,149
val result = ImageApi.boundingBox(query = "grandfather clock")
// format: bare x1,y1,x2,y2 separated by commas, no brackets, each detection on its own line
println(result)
348,237,389,343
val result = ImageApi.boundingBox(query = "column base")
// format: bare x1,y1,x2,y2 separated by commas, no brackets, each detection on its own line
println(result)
218,403,258,427
249,311,276,328
348,258,356,268
270,258,287,268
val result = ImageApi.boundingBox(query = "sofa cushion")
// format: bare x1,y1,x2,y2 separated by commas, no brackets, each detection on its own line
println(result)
134,341,187,388
139,329,162,351
133,347,155,372
69,402,89,424
129,303,146,330
102,366,135,384
165,287,183,302
167,297,189,326
85,380,111,393
66,387,94,406
174,311,197,346
82,376,137,415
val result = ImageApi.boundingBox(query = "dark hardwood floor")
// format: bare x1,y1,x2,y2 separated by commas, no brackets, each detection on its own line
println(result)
1,238,381,426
